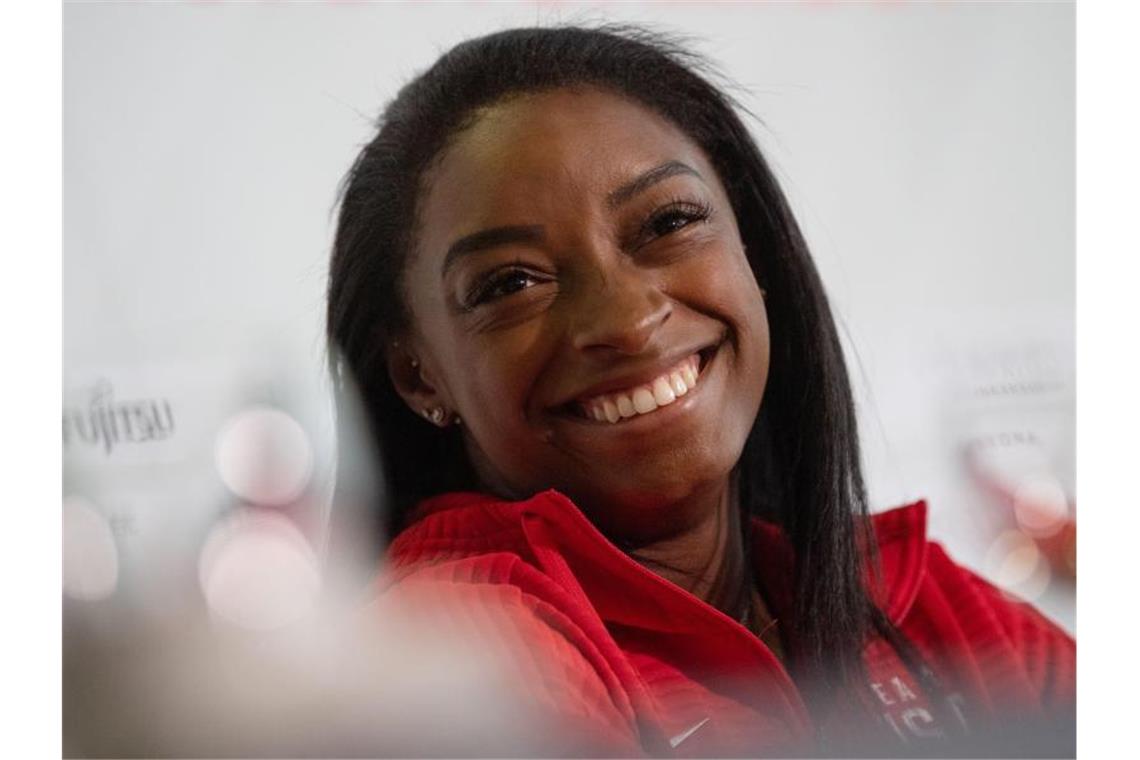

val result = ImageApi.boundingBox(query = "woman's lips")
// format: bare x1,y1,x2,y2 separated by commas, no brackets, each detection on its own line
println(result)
570,347,715,424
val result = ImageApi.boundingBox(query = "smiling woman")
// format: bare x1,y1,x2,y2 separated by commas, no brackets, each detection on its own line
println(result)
327,26,1074,757
401,87,767,545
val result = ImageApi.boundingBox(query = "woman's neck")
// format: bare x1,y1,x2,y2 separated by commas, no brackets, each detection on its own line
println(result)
623,478,752,619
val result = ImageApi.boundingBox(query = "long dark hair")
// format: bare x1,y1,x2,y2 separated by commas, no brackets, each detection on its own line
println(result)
327,24,950,732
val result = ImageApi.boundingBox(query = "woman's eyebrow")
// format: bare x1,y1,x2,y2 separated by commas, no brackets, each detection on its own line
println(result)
441,224,545,276
607,160,703,209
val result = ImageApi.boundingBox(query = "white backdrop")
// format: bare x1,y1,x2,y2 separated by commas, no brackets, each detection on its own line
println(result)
64,2,1074,629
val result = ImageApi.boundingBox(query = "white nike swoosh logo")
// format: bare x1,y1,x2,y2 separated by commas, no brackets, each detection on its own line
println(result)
669,717,710,748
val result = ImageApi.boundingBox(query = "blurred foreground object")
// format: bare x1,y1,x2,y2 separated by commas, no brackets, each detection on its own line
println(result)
62,349,555,756
64,594,554,757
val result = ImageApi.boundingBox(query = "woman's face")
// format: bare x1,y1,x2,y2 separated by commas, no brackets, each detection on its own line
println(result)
393,87,769,541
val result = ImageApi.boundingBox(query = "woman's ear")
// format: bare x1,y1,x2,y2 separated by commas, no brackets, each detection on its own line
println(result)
385,339,459,427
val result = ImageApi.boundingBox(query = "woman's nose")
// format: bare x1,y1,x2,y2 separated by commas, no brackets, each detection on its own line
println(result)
569,266,672,355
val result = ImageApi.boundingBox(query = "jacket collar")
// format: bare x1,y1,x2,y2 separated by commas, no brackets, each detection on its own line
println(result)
748,498,929,625
399,489,929,627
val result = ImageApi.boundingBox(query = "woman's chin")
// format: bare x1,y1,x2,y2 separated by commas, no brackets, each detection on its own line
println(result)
558,462,737,545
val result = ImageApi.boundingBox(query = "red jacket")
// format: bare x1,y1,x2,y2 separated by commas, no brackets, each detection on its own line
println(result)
382,489,1075,756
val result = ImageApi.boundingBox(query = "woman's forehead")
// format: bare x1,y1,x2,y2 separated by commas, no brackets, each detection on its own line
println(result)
415,87,717,237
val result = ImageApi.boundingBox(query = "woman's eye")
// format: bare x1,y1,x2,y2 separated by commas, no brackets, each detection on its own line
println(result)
640,200,712,244
467,268,545,307
488,271,535,298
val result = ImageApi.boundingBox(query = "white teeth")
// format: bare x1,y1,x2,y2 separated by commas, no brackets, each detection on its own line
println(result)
651,377,676,406
602,399,620,423
670,372,688,396
632,388,657,414
578,353,705,424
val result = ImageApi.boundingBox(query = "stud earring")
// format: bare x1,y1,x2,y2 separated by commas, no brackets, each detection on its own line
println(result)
424,407,446,426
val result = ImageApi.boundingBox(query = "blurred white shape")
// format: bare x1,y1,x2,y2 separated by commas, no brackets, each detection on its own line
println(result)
63,496,119,601
1012,474,1070,538
215,405,313,506
199,510,320,631
985,530,1052,601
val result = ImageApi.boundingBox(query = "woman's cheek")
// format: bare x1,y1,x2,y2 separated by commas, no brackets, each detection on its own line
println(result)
673,247,760,318
458,340,540,424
